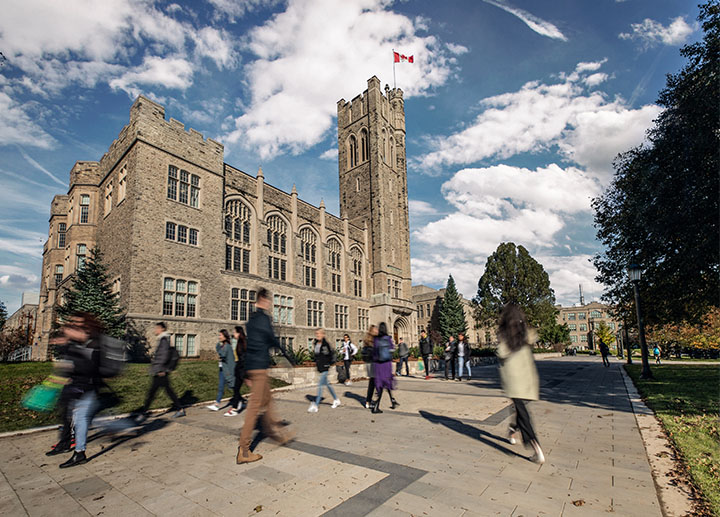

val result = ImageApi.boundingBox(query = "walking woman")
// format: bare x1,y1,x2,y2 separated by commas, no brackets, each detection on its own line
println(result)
225,326,248,416
371,322,398,413
208,329,235,411
497,304,545,464
363,325,378,408
308,329,341,412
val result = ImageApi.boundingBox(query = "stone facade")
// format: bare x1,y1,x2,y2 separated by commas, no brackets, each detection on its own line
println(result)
34,77,418,359
556,301,620,350
411,285,494,346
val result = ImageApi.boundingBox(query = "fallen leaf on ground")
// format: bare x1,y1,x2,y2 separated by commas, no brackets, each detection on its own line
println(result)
572,499,585,506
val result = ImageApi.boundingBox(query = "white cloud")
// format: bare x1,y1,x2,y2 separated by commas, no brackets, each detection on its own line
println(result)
619,16,696,48
583,73,608,87
535,254,605,305
192,27,238,69
109,56,195,97
0,94,56,149
17,147,66,186
206,0,280,22
221,0,463,159
409,200,439,216
482,0,567,41
0,225,46,257
319,148,339,160
415,60,658,181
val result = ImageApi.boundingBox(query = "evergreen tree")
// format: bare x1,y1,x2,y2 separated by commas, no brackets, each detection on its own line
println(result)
475,242,557,328
0,300,7,330
57,247,126,338
438,275,467,340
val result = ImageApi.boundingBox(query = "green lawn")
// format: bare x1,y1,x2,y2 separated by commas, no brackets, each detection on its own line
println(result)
625,364,720,515
0,361,288,434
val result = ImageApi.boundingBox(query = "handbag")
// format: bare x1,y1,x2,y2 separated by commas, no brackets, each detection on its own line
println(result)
22,375,66,412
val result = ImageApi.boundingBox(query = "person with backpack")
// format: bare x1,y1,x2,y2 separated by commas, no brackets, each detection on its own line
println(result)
208,330,235,411
371,322,398,413
457,332,472,381
395,337,410,376
308,328,342,412
419,330,432,380
340,334,358,385
225,326,248,417
363,325,378,409
497,304,545,464
137,322,185,422
444,335,457,380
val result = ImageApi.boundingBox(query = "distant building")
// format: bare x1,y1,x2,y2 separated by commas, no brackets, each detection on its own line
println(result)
411,285,494,346
556,301,620,350
4,292,39,350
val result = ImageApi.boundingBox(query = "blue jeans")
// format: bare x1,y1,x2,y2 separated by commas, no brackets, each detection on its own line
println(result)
458,357,472,378
396,356,409,375
315,371,337,405
72,391,99,452
216,368,226,404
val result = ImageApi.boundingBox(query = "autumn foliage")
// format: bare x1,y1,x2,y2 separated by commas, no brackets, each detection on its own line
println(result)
647,307,720,357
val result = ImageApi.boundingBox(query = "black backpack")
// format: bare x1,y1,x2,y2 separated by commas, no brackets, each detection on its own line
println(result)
361,345,373,363
166,346,181,371
98,335,127,378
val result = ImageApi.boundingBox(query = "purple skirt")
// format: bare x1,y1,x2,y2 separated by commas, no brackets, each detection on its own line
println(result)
374,361,396,391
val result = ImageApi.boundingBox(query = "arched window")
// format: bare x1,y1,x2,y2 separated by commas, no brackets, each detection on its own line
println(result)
360,128,368,162
348,135,358,169
351,247,363,297
224,200,251,273
381,128,387,163
300,228,317,287
266,215,287,281
328,238,342,293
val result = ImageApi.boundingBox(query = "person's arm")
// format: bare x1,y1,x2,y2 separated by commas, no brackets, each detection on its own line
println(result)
351,342,358,356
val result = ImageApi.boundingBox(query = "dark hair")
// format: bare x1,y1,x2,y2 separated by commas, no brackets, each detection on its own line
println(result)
343,334,350,340
74,312,104,338
257,287,270,301
497,304,528,353
219,329,231,342
378,322,388,337
234,326,247,352
156,322,167,330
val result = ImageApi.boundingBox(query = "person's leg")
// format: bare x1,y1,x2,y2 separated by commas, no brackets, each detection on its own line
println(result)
315,371,327,405
344,360,352,381
458,357,464,379
326,375,338,400
404,357,409,375
422,355,429,376
465,358,472,378
216,368,225,404
142,375,162,412
513,398,538,445
72,391,99,453
444,358,450,379
239,370,263,451
451,356,456,379
161,375,182,410
365,376,375,404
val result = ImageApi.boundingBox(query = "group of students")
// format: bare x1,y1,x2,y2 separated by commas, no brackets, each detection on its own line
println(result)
43,292,545,467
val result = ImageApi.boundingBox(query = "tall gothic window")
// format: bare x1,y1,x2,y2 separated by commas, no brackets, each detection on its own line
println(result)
329,238,342,293
360,128,368,162
266,215,287,281
351,247,363,297
300,228,317,287
381,128,387,163
79,195,90,224
225,200,251,273
389,135,395,167
348,134,358,168
118,166,127,202
57,223,66,249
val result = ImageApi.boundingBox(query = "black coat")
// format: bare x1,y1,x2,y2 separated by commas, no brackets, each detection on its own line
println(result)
64,339,101,395
419,336,432,356
150,333,172,375
444,340,457,360
245,309,279,371
314,338,334,372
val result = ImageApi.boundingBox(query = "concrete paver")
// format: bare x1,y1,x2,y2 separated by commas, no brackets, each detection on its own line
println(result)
0,358,664,516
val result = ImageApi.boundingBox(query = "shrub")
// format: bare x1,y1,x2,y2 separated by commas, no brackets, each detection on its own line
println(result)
433,345,445,359
471,347,496,357
408,346,420,359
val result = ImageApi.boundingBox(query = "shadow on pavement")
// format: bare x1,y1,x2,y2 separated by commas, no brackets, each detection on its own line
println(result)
343,391,367,407
419,410,527,460
86,418,169,462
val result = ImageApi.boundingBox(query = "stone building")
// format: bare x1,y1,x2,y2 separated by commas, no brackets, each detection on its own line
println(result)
412,285,492,346
5,292,39,336
34,76,417,359
556,301,620,350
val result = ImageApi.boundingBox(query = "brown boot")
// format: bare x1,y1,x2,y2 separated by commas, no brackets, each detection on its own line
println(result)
236,446,262,464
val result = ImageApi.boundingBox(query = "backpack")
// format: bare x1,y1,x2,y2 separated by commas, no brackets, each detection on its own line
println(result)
98,335,127,378
361,345,373,363
377,336,392,362
336,364,347,383
166,346,181,371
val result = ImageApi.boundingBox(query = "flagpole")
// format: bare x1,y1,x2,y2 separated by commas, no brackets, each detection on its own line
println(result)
392,48,396,89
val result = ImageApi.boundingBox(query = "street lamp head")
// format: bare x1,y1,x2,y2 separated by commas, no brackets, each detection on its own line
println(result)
627,263,642,283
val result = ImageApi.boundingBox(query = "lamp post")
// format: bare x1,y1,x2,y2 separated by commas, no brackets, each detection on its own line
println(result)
628,264,652,379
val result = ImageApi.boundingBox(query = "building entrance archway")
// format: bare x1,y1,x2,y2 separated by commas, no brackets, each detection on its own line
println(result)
393,316,410,345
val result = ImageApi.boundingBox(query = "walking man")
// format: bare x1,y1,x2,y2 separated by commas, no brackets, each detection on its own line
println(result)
138,322,185,420
419,330,432,380
444,335,457,380
237,288,295,464
457,332,472,381
599,339,610,367
396,337,410,376
341,334,358,385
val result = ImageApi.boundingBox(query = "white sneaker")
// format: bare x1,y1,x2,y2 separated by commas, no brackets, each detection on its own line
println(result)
508,426,517,445
207,404,220,411
307,402,319,413
530,441,545,464
346,380,352,386
224,409,238,417
365,402,371,409
331,399,341,409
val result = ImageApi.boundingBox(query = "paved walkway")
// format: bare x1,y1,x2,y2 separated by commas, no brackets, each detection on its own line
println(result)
0,357,662,516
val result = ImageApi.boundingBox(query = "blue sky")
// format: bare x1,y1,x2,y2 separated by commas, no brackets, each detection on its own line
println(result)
0,0,700,314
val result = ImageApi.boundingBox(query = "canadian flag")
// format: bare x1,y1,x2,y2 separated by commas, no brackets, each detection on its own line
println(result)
393,51,414,63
